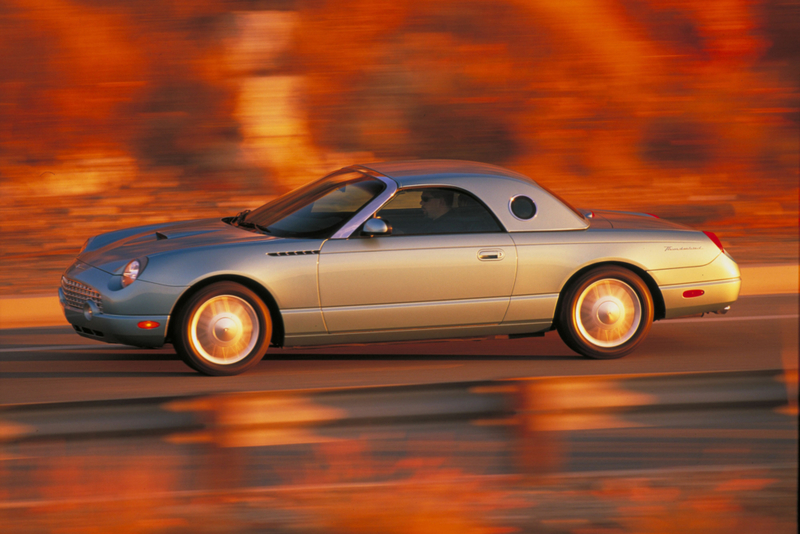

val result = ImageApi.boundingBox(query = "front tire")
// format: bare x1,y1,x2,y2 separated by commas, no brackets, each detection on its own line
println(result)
175,282,271,376
557,266,654,359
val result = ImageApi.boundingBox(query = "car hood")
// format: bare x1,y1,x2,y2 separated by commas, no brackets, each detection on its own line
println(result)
78,218,281,274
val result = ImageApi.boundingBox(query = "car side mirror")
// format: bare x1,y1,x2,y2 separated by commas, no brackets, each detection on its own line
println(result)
362,218,391,236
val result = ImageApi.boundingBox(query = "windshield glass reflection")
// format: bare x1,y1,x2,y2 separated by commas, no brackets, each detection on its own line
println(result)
240,170,386,238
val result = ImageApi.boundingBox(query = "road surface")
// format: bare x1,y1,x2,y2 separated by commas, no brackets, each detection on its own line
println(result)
0,294,796,405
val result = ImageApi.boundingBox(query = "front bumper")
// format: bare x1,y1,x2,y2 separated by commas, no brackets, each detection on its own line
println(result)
59,261,183,348
60,294,169,347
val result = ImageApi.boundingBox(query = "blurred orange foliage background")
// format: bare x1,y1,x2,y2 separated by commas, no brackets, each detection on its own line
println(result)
1,0,798,294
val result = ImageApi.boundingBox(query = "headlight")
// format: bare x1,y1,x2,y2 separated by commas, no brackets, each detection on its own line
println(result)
122,258,147,287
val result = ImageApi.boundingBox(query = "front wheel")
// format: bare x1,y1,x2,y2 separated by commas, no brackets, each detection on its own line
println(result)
174,282,272,376
557,266,654,359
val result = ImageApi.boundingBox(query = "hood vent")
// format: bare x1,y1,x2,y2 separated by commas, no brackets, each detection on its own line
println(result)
267,250,320,257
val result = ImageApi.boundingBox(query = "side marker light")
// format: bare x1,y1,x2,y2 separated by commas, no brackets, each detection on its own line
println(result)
137,321,161,329
683,290,705,298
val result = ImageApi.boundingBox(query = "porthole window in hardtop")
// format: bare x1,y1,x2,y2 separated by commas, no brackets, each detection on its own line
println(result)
375,188,503,235
510,195,536,220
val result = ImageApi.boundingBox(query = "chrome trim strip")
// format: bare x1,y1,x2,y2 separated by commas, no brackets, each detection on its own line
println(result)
323,295,510,312
331,174,398,239
657,278,742,291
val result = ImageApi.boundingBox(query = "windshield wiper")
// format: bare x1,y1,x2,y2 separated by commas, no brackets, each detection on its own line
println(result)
234,218,271,234
231,209,251,225
229,209,273,234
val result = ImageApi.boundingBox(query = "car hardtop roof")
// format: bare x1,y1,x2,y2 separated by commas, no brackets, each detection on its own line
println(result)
352,159,589,232
355,159,535,186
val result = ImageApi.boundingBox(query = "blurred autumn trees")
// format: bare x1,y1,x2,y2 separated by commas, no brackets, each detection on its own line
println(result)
2,0,797,185
0,0,798,291
293,0,798,193
1,0,247,187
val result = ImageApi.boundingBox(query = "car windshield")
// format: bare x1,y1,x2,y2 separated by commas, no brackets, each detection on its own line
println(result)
239,170,386,238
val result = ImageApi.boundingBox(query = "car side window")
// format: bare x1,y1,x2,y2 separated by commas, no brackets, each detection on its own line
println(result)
375,188,503,235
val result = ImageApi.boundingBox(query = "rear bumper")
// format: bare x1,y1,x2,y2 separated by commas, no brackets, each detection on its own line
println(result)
650,251,741,319
658,278,741,319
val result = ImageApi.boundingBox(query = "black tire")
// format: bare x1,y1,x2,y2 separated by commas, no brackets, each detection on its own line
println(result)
174,282,271,376
557,266,654,359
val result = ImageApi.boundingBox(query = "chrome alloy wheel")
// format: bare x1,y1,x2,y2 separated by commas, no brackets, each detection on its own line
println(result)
189,295,259,365
574,279,642,348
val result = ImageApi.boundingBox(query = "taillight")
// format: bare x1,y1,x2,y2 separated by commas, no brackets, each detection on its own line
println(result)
703,231,725,252
646,213,660,218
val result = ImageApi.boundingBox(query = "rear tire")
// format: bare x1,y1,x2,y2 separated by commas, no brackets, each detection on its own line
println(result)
557,266,653,359
174,282,271,376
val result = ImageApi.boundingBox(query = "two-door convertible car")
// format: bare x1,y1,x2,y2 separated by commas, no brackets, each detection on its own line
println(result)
60,160,741,375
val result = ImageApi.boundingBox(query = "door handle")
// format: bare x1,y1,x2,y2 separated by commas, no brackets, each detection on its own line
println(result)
478,249,504,261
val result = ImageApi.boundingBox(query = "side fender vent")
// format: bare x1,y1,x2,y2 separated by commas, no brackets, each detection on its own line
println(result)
267,250,320,257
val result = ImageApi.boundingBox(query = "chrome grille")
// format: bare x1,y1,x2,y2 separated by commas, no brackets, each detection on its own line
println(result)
61,277,104,313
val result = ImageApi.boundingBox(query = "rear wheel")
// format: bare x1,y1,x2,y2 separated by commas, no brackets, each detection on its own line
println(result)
175,282,271,375
557,266,654,359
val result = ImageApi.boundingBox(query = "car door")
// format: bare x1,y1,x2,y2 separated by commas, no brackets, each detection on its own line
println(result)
318,188,517,333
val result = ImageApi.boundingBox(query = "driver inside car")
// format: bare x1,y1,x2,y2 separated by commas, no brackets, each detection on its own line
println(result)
420,189,462,233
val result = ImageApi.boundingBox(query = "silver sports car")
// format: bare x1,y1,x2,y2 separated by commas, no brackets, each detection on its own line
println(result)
60,160,741,375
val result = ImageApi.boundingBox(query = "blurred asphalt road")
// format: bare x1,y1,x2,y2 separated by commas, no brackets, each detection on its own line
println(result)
1,367,796,533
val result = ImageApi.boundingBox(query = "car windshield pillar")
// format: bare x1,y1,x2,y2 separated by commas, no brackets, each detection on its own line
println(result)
330,175,398,239
243,170,394,239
